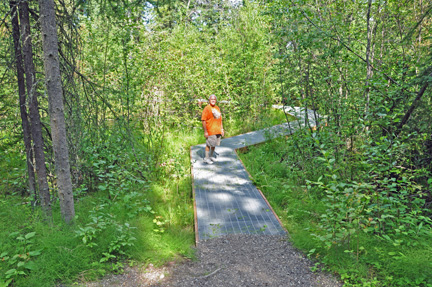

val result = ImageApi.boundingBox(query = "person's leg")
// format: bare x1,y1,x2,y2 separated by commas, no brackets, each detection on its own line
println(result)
205,145,210,160
209,135,220,162
204,144,213,164
204,136,216,164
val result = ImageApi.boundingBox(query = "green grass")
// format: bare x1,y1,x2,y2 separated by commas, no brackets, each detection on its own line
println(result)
238,138,432,287
0,129,198,286
0,140,27,196
0,188,195,286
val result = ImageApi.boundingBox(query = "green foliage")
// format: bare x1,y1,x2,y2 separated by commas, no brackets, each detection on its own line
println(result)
77,127,151,198
0,231,41,286
0,175,193,286
260,1,432,283
305,135,431,252
74,202,139,266
0,122,202,285
0,140,27,196
239,134,432,286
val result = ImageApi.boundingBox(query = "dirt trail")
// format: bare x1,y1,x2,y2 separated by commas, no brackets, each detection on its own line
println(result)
86,235,341,287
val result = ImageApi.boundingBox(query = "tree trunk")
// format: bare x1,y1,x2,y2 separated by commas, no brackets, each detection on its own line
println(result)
38,0,75,223
19,0,52,218
395,81,430,136
9,0,36,200
364,0,373,117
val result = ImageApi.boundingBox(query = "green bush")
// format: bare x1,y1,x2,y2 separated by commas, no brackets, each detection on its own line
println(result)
239,130,432,286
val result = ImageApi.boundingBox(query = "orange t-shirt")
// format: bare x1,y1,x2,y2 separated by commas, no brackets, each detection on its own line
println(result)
201,105,222,136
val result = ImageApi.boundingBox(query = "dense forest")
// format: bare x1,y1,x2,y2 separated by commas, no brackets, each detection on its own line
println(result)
0,0,431,286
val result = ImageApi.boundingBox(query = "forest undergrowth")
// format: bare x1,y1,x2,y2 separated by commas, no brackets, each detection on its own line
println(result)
0,127,195,286
238,125,432,287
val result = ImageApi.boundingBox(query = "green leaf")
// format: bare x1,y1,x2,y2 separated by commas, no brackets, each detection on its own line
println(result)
25,232,36,240
28,250,42,257
5,269,17,275
23,261,37,270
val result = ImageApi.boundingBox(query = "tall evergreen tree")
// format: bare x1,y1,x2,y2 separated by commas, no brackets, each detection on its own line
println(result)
38,0,75,223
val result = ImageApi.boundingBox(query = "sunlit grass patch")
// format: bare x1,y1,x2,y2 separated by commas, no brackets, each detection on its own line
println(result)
132,215,195,265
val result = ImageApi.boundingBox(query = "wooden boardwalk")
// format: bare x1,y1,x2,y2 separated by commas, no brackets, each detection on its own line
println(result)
190,106,322,243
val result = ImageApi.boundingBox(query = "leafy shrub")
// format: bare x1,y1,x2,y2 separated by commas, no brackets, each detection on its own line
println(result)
0,232,41,286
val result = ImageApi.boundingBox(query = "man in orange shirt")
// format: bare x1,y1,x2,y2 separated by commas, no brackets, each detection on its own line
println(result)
201,94,224,164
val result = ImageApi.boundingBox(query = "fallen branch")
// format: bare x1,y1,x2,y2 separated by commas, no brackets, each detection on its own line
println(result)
195,267,224,279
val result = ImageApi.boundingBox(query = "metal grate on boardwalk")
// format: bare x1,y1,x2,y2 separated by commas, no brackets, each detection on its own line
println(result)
191,106,322,242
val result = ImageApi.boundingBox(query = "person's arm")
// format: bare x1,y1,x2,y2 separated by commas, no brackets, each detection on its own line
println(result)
220,111,224,137
202,120,209,138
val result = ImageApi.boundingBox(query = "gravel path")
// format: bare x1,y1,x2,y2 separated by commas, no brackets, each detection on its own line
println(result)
160,234,342,287
87,235,342,286
86,234,342,287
